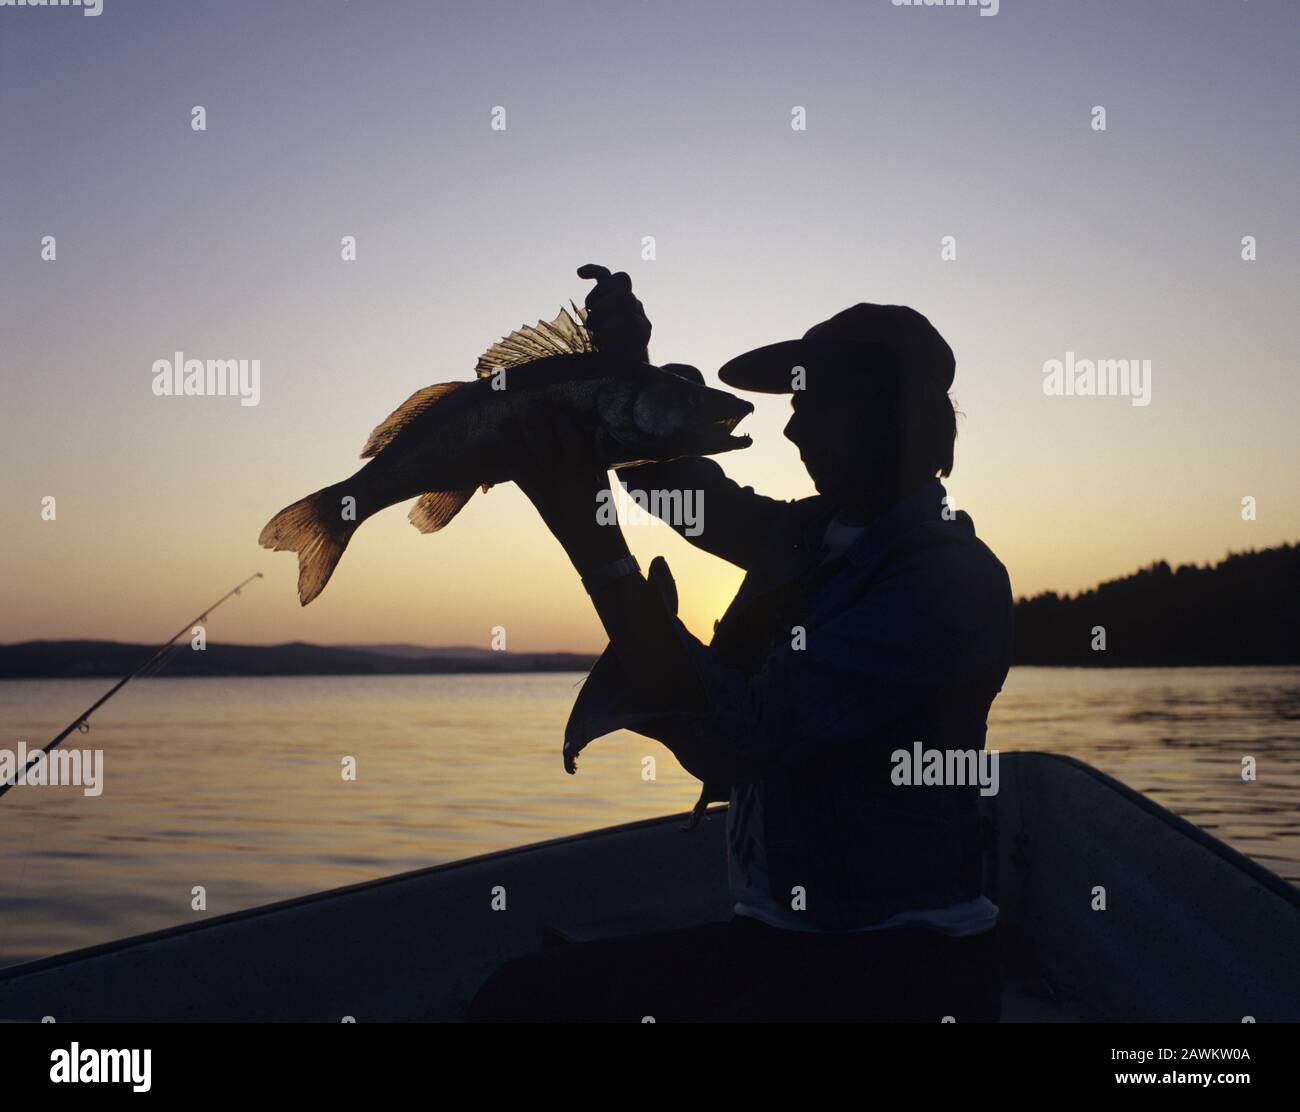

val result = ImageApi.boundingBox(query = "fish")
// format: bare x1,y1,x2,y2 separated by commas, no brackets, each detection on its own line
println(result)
258,304,753,604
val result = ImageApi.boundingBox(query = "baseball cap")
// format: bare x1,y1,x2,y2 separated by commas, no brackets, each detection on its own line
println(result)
717,303,955,396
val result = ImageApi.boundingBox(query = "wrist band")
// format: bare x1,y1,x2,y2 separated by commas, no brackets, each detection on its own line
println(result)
582,555,640,594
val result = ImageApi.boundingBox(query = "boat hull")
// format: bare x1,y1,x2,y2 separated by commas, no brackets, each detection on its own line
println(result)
0,752,1295,1022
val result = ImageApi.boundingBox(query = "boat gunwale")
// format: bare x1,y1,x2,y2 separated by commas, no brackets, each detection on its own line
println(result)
1034,753,1300,910
0,804,727,982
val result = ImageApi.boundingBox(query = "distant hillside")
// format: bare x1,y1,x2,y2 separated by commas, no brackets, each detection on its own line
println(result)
5,543,1297,676
0,641,597,679
1013,543,1300,666
337,643,495,660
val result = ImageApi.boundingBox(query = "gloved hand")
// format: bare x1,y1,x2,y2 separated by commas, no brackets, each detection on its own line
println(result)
577,263,652,362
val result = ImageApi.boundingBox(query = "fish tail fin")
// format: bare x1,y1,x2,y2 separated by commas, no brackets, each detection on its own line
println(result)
258,485,359,605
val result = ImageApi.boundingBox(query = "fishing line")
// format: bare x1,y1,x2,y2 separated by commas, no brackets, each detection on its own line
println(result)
0,574,262,966
0,573,262,803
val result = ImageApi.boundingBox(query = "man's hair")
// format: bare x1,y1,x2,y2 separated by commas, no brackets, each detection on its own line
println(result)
868,369,957,479
920,389,957,478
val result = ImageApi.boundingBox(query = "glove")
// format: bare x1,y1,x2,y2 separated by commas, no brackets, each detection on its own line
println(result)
577,263,652,362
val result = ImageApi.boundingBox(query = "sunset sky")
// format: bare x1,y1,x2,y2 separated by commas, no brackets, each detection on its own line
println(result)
2,0,1296,653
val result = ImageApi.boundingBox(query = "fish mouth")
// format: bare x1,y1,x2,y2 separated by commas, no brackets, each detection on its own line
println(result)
713,409,753,449
697,395,754,453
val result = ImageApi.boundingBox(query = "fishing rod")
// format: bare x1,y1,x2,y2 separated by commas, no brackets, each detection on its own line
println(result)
0,572,263,802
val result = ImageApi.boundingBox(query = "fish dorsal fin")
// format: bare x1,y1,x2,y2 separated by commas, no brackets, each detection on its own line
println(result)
361,381,465,458
408,488,476,534
474,303,593,379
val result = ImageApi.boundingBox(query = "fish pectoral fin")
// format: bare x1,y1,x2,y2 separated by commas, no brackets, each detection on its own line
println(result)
360,381,465,459
408,488,476,534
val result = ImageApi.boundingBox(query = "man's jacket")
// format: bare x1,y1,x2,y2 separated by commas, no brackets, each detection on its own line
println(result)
564,460,1014,930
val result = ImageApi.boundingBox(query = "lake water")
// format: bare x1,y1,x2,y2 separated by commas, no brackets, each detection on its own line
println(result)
1,667,1297,969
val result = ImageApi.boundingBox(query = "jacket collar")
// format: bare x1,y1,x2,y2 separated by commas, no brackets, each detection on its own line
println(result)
841,479,949,571
760,480,951,598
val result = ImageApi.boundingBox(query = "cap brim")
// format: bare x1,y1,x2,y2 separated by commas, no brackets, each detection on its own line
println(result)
717,340,807,393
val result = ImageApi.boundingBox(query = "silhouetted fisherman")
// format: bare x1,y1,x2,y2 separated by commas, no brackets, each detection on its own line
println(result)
469,267,1014,1022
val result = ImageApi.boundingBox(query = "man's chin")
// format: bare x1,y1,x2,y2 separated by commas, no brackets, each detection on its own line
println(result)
804,462,840,500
